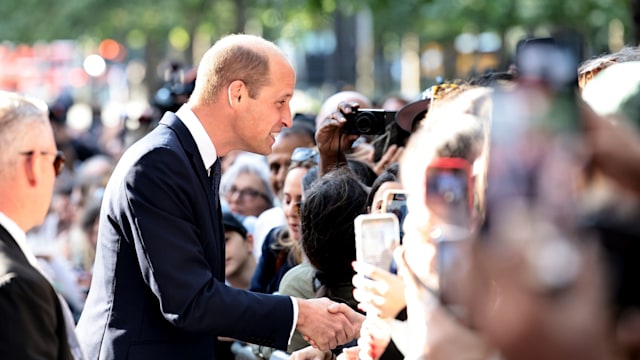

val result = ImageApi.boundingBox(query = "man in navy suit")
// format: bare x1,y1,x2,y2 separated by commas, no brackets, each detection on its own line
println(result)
76,34,362,359
0,91,83,359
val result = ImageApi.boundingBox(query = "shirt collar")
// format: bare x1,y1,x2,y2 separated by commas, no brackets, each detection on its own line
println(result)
176,105,218,170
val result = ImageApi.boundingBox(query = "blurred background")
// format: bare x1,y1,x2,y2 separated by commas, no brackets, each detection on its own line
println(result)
0,0,637,118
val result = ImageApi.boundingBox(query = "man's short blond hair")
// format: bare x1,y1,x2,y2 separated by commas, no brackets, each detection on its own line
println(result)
193,34,288,104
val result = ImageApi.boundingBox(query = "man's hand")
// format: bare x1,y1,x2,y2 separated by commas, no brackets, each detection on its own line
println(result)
296,298,360,351
352,261,406,319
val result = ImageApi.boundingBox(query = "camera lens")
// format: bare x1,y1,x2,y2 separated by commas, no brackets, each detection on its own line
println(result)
356,112,375,133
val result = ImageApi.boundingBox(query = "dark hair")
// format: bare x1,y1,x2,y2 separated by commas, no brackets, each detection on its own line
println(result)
280,120,316,146
300,159,377,193
301,167,367,301
346,159,378,187
468,71,515,87
366,163,399,211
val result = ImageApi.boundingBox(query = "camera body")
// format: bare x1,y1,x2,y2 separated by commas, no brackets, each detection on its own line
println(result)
342,109,397,135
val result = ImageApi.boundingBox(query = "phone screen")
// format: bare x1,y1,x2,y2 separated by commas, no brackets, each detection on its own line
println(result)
355,213,400,272
382,190,408,243
425,162,472,229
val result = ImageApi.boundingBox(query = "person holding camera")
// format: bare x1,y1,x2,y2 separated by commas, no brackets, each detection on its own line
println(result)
315,91,403,177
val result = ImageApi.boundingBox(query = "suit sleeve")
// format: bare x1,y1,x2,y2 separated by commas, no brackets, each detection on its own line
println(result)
0,271,71,359
116,147,294,349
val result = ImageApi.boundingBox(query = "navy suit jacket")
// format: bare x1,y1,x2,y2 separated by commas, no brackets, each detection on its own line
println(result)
77,113,294,359
0,225,73,359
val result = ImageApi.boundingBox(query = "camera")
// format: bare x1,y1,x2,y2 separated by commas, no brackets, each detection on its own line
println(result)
342,109,397,135
154,62,196,114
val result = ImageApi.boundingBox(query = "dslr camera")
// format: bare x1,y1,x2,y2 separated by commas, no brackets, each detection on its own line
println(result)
342,109,397,135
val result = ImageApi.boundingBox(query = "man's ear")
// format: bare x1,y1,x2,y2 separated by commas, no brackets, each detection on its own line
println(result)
245,233,254,252
227,80,245,107
23,154,38,186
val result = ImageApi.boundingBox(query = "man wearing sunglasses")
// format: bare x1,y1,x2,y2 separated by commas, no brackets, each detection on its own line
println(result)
0,91,84,359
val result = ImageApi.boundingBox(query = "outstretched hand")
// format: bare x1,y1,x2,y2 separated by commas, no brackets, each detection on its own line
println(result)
296,298,361,351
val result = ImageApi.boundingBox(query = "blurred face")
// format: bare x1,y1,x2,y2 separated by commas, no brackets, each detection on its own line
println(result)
224,230,253,280
225,172,271,217
235,54,295,155
282,167,307,242
28,122,60,228
267,135,314,199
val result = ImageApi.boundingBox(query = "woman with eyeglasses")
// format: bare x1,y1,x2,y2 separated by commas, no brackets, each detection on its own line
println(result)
220,154,274,219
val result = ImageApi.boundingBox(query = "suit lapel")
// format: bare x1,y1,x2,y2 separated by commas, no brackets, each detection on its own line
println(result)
0,225,32,267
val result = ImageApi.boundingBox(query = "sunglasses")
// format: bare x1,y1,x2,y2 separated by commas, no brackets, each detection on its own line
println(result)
20,150,65,177
291,147,319,164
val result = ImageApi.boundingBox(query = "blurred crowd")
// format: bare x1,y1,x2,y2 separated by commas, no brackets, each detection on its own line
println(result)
17,36,640,360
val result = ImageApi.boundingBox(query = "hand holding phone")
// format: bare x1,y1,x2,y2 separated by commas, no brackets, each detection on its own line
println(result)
354,213,400,273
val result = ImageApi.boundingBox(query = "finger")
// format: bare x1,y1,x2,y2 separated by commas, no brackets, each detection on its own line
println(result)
338,101,360,114
353,286,370,303
388,146,404,163
352,260,376,277
351,275,377,291
379,144,397,163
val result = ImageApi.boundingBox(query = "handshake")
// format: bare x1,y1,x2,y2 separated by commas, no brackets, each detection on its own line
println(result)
295,298,365,351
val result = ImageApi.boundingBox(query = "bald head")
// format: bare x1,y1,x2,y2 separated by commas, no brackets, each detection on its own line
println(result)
316,91,372,129
192,34,291,105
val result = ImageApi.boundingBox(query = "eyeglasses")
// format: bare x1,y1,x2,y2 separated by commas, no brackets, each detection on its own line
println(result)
20,150,65,177
227,186,270,202
291,147,319,164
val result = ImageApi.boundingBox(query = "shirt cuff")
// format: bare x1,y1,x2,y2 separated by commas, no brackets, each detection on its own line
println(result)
289,296,299,345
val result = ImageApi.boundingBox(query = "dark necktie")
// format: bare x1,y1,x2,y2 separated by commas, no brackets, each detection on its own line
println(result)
210,159,222,208
210,159,225,278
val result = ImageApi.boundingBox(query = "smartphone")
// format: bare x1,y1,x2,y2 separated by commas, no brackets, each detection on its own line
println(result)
381,189,408,243
354,213,400,273
515,35,581,133
425,157,473,230
432,225,472,323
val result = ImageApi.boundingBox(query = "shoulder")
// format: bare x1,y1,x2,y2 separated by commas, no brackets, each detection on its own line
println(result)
278,262,316,299
0,267,58,307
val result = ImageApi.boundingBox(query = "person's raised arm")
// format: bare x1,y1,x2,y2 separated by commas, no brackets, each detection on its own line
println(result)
315,102,360,178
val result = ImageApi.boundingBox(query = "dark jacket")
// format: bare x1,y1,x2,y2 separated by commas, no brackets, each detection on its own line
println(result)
250,226,297,294
77,112,294,359
0,225,73,359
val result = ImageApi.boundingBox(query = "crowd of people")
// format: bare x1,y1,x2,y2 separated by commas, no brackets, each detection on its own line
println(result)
1,32,640,360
